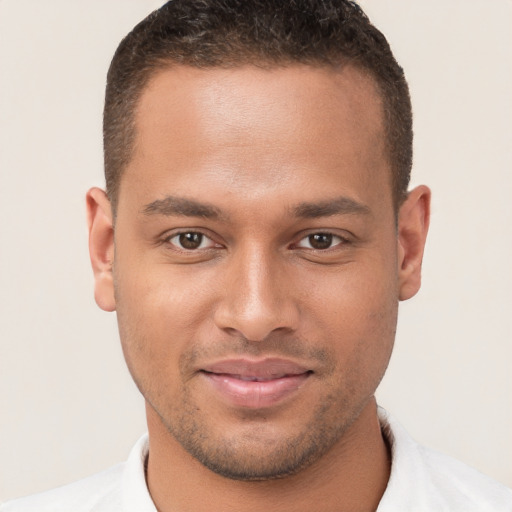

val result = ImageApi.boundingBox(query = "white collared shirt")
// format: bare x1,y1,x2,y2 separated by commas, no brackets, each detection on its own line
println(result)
2,408,511,511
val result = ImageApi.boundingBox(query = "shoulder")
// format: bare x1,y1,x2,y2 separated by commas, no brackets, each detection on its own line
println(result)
1,434,152,512
378,407,512,512
0,464,124,512
418,444,512,509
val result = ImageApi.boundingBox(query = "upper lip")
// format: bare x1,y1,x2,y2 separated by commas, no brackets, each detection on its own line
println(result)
201,358,311,379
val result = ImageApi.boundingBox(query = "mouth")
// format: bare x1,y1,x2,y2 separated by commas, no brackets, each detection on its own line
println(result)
200,358,313,408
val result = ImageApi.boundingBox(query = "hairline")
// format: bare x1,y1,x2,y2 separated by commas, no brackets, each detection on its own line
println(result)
108,58,403,219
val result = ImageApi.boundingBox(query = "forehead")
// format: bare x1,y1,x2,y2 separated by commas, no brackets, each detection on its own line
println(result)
121,64,389,211
134,64,384,149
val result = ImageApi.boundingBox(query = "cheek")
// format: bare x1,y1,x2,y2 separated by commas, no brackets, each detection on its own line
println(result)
112,256,214,386
116,255,213,330
304,252,397,325
300,256,398,378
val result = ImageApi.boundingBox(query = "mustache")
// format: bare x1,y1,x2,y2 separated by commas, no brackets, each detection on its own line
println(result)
179,335,334,376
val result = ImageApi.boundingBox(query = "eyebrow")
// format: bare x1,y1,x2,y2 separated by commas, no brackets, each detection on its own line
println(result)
142,196,223,219
292,196,371,218
142,195,370,221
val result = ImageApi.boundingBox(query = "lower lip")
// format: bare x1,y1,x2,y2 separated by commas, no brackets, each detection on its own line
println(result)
202,372,311,408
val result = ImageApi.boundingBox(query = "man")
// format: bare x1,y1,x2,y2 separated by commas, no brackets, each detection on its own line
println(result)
1,1,510,511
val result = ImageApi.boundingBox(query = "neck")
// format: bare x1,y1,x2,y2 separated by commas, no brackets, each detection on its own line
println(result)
145,398,390,512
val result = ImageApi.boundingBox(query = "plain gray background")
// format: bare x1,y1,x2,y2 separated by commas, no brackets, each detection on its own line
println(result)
1,0,511,502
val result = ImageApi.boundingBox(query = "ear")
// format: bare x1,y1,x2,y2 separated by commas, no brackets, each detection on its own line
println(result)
397,185,431,301
86,187,116,312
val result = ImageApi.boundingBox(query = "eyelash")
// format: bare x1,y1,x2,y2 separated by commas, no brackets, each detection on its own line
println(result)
292,232,349,251
160,230,351,252
162,231,221,252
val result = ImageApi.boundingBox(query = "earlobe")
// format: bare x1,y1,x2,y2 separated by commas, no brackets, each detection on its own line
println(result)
397,185,431,301
86,187,116,312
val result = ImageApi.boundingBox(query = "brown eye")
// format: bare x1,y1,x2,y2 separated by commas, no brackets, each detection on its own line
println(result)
179,233,203,249
168,232,215,250
296,233,344,250
308,233,333,249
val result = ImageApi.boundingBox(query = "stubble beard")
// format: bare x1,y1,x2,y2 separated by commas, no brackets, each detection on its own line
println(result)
147,380,372,482
117,300,397,482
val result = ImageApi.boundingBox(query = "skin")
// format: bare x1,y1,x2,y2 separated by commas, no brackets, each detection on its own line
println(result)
87,64,430,512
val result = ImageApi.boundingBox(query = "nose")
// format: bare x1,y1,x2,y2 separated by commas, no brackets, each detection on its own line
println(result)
213,245,300,342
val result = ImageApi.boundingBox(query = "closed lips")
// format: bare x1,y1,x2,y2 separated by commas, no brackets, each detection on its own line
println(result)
201,358,312,378
200,359,313,408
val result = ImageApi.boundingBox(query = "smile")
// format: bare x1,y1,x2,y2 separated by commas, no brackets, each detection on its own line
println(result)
234,375,285,382
200,358,312,408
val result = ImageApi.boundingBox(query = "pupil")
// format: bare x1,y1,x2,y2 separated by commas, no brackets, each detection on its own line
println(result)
309,233,332,249
179,232,202,249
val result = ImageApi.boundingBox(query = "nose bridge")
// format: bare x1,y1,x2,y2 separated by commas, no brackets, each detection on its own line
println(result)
214,241,298,341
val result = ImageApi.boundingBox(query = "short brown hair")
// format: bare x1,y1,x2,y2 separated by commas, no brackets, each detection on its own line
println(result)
104,0,412,213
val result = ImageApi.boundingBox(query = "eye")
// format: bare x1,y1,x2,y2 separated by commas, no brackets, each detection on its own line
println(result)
167,232,218,250
296,233,345,250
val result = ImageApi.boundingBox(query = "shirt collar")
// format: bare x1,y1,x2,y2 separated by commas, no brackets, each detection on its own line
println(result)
119,408,456,511
122,434,156,512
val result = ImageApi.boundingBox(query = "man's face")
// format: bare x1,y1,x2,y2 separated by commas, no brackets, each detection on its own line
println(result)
91,65,421,480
